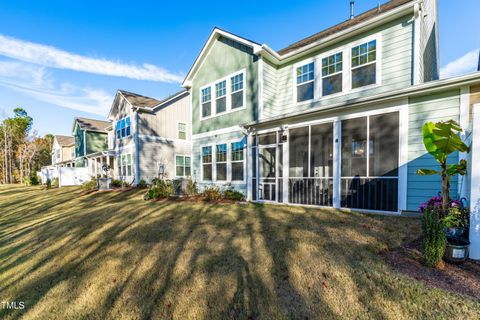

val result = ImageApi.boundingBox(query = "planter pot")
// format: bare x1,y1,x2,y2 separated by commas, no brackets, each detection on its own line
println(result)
444,236,470,264
444,227,466,238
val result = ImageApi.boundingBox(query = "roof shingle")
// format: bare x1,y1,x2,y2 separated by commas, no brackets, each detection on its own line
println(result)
55,135,75,147
119,90,161,108
75,117,111,132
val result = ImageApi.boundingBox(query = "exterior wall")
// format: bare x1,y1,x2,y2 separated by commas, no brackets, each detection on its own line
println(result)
192,129,247,195
62,145,74,162
74,124,84,157
138,93,191,140
407,90,460,211
138,137,191,183
263,14,414,118
112,98,135,150
419,0,439,82
85,131,108,155
191,36,259,134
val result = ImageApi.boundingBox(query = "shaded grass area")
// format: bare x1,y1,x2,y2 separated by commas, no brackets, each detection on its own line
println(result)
0,185,479,319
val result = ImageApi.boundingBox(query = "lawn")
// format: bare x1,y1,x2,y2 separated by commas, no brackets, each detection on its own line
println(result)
0,185,479,319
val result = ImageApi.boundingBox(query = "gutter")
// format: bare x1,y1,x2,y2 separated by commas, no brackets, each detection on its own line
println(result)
243,72,480,128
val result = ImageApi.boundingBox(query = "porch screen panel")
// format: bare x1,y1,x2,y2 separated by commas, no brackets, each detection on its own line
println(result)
341,112,399,212
289,127,309,177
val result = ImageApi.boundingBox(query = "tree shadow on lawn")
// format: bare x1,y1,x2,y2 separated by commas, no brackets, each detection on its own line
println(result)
3,192,475,319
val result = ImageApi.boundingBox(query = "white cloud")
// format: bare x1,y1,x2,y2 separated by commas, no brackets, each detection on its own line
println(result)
440,49,479,79
0,61,113,115
0,34,184,83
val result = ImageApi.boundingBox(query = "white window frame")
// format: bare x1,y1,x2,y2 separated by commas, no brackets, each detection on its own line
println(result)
231,141,246,182
320,51,344,97
215,143,228,181
201,145,213,182
116,116,131,140
350,37,380,92
118,153,133,178
293,58,316,104
292,33,382,106
199,69,246,120
215,79,228,115
177,122,187,140
175,154,191,177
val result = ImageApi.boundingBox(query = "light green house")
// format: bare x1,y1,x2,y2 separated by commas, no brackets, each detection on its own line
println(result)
183,0,480,214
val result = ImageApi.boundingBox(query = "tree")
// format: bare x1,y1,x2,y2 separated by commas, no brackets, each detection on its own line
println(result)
416,120,470,211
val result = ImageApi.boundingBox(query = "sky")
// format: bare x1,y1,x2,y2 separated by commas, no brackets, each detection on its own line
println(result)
0,0,478,136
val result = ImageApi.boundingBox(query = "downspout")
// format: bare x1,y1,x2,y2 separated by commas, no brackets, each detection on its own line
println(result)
134,110,140,185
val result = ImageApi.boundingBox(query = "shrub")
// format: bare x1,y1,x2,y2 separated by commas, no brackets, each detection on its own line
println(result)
224,189,245,201
422,209,447,268
82,177,98,192
137,179,147,189
203,186,222,201
25,173,40,186
45,178,52,189
418,195,461,213
144,179,175,200
110,179,122,188
122,181,130,188
185,178,198,196
52,177,59,188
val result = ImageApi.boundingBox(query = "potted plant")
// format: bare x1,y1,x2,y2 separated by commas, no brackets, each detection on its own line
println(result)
416,120,470,266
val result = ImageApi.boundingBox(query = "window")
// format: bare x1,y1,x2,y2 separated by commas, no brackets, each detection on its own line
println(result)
118,154,133,177
178,122,187,140
116,116,131,139
201,87,212,118
322,53,343,96
216,144,227,181
231,141,245,181
351,40,377,89
175,155,191,177
215,80,227,114
231,73,244,109
296,62,314,102
202,146,212,181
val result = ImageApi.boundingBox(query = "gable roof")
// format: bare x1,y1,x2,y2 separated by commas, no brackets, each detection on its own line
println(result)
118,90,161,108
74,117,110,133
278,0,414,55
54,135,75,147
182,28,262,87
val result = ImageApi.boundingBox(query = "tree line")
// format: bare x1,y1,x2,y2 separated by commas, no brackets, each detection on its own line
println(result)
0,108,53,184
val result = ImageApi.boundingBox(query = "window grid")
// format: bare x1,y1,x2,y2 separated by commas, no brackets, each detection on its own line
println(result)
322,53,343,77
202,146,212,164
176,155,191,177
116,116,131,139
351,40,377,69
231,142,244,162
201,87,211,103
178,122,187,140
231,73,244,93
215,80,226,98
216,144,227,163
296,62,314,84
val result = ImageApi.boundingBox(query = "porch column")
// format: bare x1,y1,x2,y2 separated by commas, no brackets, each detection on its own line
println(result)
333,120,341,208
282,129,289,203
469,104,480,260
247,133,253,201
100,157,104,178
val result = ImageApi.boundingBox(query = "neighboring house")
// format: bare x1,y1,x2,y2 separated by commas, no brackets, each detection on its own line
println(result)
183,0,480,213
72,117,113,178
108,89,191,185
51,135,75,167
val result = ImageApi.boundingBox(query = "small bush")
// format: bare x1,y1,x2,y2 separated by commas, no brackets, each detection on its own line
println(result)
122,181,130,188
144,179,175,200
45,178,52,189
25,173,40,186
186,178,198,197
224,189,245,201
203,186,222,201
82,177,98,192
422,209,447,268
110,179,122,188
137,179,147,189
52,177,59,188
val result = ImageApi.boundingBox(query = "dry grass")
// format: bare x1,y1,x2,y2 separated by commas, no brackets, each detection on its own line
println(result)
0,185,479,319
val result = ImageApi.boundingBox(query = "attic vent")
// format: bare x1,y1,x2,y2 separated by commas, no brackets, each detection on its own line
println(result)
350,1,355,20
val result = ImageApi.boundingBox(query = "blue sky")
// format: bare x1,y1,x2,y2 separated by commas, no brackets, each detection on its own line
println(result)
0,0,478,136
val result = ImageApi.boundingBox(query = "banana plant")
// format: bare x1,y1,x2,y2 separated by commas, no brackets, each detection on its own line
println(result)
416,120,470,211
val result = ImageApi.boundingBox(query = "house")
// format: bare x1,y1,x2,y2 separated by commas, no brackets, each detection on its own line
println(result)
183,0,480,215
72,117,113,178
107,89,191,185
51,135,75,167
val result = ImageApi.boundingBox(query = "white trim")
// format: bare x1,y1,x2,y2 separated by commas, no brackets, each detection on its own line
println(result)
199,69,247,121
469,103,480,259
333,120,341,208
151,90,189,111
413,3,421,85
282,130,289,203
459,85,470,199
398,104,408,211
192,125,243,139
138,134,191,145
258,56,264,120
134,112,140,184
293,58,316,104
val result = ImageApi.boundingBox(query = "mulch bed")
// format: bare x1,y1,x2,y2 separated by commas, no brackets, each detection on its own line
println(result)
382,238,480,299
154,195,244,204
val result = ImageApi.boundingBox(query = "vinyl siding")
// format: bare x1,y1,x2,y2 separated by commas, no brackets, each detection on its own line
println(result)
112,99,135,150
191,36,258,134
74,125,84,158
86,131,108,155
419,0,439,83
406,90,460,211
192,130,247,195
138,137,191,183
138,93,191,140
263,14,414,118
